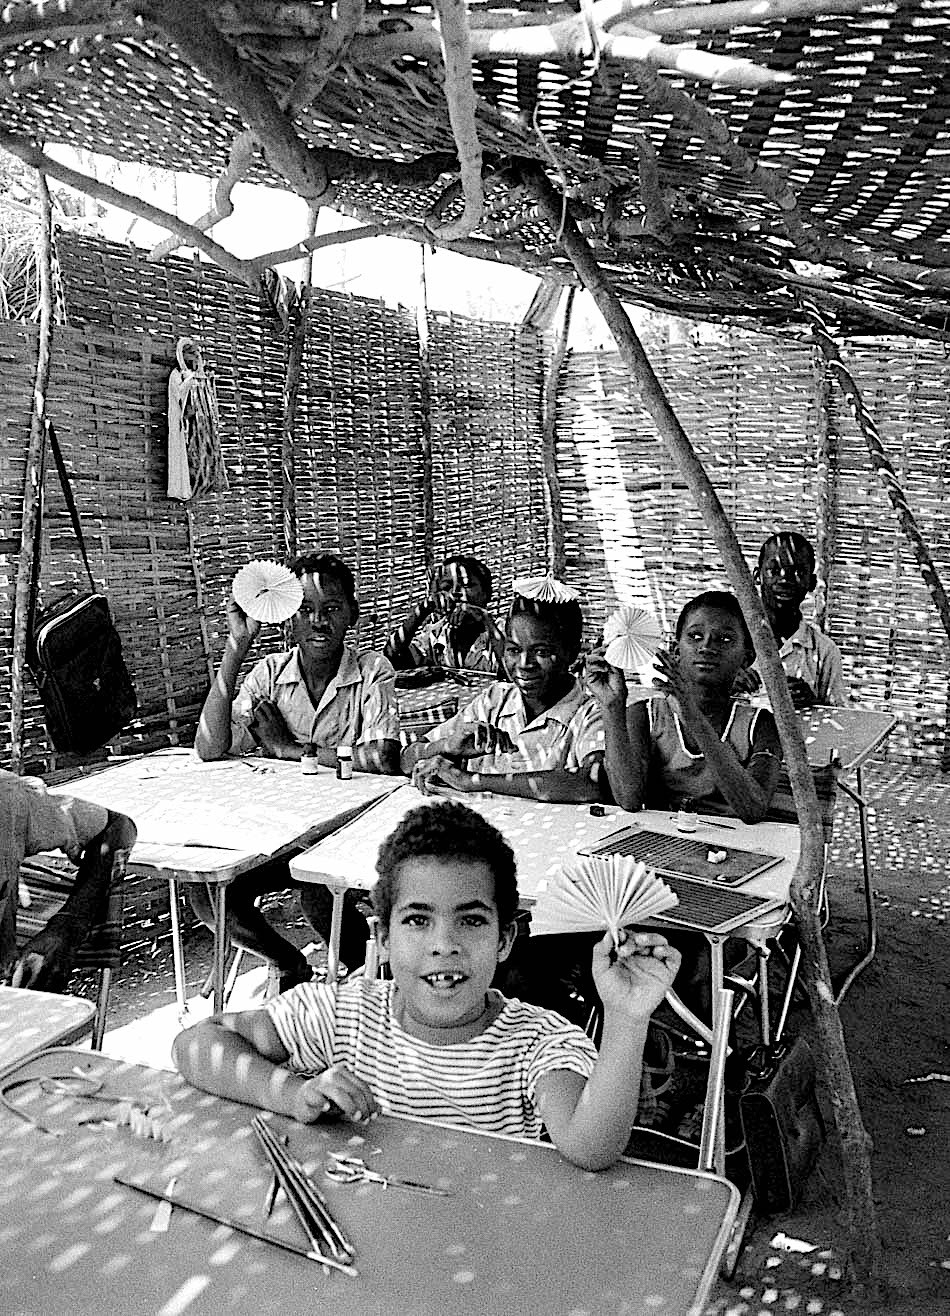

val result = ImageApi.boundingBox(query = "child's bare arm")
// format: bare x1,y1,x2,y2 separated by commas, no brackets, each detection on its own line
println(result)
415,759,604,803
194,600,260,760
535,932,680,1170
171,1011,377,1123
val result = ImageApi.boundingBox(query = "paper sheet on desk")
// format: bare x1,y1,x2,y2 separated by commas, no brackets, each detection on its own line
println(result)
131,800,307,853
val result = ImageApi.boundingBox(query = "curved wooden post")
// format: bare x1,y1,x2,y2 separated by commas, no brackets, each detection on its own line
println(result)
523,162,884,1300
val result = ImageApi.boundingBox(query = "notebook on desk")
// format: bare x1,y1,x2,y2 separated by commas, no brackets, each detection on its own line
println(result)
579,825,782,887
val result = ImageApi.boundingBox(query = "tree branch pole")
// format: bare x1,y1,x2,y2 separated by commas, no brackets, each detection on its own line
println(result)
9,169,55,772
522,161,884,1299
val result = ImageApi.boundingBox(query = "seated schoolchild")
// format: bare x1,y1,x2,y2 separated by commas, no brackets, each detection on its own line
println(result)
587,590,781,822
401,579,604,803
191,551,401,988
383,553,504,674
172,801,681,1170
1,771,136,991
586,590,781,1014
741,530,849,709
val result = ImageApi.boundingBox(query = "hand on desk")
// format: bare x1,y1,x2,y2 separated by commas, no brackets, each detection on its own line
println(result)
248,698,298,759
412,756,478,796
592,930,681,1021
292,1063,377,1126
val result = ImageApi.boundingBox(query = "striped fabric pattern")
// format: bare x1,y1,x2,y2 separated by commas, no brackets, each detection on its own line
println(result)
266,977,596,1141
17,852,127,974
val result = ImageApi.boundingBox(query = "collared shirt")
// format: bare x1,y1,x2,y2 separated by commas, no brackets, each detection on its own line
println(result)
644,695,770,811
0,771,108,970
424,678,604,774
410,616,502,675
231,645,399,755
755,619,848,706
267,977,596,1141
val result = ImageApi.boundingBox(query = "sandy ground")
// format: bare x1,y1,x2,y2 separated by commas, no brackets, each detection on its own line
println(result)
81,761,950,1315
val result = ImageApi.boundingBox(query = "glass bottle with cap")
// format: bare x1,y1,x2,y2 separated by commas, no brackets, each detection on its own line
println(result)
301,743,321,775
336,744,353,780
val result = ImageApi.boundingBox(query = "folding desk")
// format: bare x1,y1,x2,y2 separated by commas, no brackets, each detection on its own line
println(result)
0,985,95,1068
0,1046,739,1316
52,751,403,1013
798,706,898,998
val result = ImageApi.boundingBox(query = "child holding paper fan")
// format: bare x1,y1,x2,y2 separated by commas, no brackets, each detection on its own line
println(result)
191,551,401,989
173,801,680,1171
384,553,505,674
586,591,781,822
401,576,605,803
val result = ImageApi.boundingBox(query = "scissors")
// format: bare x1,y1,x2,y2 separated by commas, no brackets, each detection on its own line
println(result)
324,1153,450,1198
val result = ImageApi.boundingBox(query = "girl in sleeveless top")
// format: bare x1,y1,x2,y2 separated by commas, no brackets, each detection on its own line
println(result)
586,591,781,821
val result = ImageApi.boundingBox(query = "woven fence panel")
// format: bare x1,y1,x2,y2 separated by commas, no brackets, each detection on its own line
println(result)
427,313,548,608
294,290,425,649
0,320,204,775
556,336,950,767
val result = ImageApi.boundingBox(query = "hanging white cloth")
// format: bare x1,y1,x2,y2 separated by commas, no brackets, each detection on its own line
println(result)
167,337,228,500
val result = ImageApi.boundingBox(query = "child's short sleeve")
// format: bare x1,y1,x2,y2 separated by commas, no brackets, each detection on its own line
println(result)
522,1016,597,1103
265,980,337,1072
563,699,606,770
230,657,275,755
353,653,400,745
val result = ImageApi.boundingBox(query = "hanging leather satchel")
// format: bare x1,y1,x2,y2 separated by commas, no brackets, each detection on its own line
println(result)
25,420,138,756
738,1035,826,1214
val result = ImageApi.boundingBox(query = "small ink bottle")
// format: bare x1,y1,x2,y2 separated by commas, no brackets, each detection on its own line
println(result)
675,798,698,832
336,744,353,780
301,744,320,775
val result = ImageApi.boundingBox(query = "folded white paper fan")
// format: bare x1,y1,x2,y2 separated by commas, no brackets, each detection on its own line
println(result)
535,856,678,945
512,575,579,603
232,560,303,624
602,605,664,671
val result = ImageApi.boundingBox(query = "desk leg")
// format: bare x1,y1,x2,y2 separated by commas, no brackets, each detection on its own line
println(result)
699,941,731,1176
212,885,228,1015
835,763,878,1003
325,887,345,982
167,880,187,1016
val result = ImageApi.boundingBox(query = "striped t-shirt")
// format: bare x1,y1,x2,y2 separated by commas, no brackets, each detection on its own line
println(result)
265,977,596,1141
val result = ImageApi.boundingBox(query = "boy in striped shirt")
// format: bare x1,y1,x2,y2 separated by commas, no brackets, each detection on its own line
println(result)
172,802,679,1171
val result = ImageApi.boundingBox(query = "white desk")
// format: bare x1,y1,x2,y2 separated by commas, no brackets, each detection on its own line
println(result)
291,785,800,1173
53,751,403,1013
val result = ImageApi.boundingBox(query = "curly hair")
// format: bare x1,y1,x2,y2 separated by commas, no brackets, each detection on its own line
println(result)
289,551,358,612
373,802,519,931
507,594,584,659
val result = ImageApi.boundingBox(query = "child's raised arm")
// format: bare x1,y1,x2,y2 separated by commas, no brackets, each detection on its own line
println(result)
585,654,651,812
534,932,680,1170
172,1011,377,1124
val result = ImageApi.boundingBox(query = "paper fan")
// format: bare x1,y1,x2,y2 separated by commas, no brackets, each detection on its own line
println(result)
232,560,303,624
535,856,678,945
512,575,579,603
602,605,664,671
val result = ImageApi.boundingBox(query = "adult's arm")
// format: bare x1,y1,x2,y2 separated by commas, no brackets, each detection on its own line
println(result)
383,599,432,668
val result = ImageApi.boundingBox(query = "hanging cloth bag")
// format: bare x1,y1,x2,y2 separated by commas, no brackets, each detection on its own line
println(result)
167,337,228,500
25,420,138,756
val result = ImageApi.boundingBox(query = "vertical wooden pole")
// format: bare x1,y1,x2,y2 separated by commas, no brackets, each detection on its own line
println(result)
415,246,435,570
539,286,573,576
281,285,307,561
812,351,837,632
523,163,884,1300
9,170,54,772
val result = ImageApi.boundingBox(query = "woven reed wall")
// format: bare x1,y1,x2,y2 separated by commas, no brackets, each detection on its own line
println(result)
0,234,549,779
556,338,950,767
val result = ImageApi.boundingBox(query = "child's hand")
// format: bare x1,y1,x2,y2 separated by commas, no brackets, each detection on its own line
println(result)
412,756,475,795
652,648,697,715
443,721,514,759
591,930,681,1020
226,597,260,648
248,699,296,758
584,651,628,711
292,1063,378,1125
732,666,761,696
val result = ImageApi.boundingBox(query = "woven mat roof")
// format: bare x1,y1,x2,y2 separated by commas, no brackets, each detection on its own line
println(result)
1,2,948,338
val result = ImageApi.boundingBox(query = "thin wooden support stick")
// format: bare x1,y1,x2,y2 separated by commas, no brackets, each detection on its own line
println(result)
523,161,885,1302
539,285,573,576
9,169,54,772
